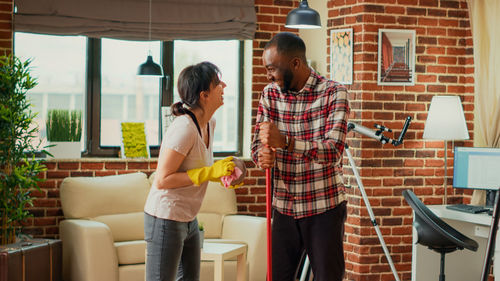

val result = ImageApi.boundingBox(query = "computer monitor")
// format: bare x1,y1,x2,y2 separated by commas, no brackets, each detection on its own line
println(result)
453,147,500,206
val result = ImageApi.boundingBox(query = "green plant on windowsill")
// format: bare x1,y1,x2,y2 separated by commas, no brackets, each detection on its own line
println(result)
46,109,82,142
0,55,47,245
45,109,82,158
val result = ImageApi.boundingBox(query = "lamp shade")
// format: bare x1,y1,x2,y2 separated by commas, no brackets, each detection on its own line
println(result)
285,0,321,29
423,95,469,140
137,55,163,76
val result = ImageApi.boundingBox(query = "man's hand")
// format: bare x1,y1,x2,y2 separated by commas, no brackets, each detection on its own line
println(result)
258,146,275,169
259,122,286,149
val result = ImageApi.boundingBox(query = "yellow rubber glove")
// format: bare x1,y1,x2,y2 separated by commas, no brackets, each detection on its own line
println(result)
187,156,235,186
225,182,244,189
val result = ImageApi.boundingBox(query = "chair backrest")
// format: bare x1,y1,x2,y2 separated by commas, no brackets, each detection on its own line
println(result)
61,172,151,219
60,172,151,242
198,181,238,238
146,172,237,238
403,189,478,252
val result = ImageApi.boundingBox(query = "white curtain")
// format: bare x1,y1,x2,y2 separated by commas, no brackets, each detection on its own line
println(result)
467,0,500,205
468,0,500,148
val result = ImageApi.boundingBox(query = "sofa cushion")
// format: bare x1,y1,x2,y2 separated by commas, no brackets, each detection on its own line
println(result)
118,264,145,281
197,181,238,238
115,240,146,265
61,172,150,219
93,212,144,241
199,182,238,215
197,213,224,238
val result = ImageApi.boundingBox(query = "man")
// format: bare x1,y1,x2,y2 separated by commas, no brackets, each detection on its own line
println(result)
251,32,350,281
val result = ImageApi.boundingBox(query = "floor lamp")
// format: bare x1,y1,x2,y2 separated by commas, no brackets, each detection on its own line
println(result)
423,96,469,204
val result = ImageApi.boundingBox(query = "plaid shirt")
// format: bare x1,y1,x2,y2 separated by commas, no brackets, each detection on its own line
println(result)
251,69,350,219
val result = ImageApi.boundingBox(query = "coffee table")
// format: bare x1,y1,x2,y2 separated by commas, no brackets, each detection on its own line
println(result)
201,242,247,281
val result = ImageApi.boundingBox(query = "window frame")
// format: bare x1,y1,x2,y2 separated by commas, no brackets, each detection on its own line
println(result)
84,39,244,158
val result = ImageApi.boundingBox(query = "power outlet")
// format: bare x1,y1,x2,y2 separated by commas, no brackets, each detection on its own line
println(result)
475,225,490,238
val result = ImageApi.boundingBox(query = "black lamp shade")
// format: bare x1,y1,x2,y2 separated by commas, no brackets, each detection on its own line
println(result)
285,0,321,29
137,55,163,76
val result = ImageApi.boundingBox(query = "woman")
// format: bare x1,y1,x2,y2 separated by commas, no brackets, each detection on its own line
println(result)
144,61,235,281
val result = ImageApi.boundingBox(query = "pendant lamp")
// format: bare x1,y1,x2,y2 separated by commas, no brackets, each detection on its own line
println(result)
137,0,163,76
285,0,321,29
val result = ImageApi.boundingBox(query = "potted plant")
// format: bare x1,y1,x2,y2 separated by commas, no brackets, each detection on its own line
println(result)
0,55,47,245
46,109,82,158
199,222,204,248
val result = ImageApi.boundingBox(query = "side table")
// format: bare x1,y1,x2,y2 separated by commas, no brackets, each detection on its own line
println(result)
201,242,247,281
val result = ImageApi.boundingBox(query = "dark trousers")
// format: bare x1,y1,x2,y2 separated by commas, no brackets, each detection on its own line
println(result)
272,202,347,281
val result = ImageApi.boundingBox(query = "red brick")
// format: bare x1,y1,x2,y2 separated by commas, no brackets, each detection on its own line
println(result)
105,162,127,170
128,162,149,169
427,84,446,93
95,171,117,176
70,171,93,177
57,162,80,170
81,162,104,170
33,199,57,208
47,171,70,179
417,74,436,83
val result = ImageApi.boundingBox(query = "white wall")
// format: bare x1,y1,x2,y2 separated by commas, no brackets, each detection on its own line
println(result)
299,0,328,76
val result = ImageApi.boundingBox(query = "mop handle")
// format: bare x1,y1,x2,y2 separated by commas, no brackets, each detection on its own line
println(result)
266,168,272,281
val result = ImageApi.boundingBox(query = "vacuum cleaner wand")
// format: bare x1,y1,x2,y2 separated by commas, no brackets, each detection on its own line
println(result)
347,116,412,146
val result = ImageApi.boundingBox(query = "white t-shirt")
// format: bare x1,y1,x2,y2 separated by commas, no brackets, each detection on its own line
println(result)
144,114,215,222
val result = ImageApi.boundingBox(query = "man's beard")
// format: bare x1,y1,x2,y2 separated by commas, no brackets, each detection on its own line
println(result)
281,68,293,93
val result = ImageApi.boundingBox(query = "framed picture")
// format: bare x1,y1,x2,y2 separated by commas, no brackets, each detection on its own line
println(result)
120,122,150,158
377,29,416,86
330,28,353,85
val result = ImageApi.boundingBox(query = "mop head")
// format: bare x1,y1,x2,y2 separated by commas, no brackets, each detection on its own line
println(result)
220,157,246,188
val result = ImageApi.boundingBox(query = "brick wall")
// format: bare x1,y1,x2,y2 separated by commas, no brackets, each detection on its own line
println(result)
3,0,479,280
325,0,475,280
0,0,12,53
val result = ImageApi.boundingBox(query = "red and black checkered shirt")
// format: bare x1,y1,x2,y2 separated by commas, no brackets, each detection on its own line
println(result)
251,69,350,219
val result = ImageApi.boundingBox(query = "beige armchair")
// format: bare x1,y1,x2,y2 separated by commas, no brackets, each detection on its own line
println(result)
60,172,150,281
59,172,266,281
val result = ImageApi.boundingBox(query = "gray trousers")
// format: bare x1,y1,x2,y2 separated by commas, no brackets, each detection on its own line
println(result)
144,213,201,281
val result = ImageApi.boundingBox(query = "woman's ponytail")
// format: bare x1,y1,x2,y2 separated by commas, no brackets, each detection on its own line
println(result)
171,101,185,116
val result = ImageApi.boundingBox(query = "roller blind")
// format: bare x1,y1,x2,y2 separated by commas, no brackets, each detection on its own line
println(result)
14,0,256,40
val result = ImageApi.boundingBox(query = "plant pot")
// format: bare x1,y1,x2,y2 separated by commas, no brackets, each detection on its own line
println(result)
47,141,81,158
199,230,204,248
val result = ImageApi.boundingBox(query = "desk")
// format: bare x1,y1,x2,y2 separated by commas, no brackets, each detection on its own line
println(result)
201,242,247,281
412,205,498,281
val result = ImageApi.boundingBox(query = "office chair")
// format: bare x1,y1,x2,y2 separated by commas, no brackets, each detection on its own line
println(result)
403,190,479,281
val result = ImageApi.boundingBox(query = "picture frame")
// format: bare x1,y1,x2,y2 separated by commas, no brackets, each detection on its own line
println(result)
377,29,416,86
330,28,353,85
120,122,150,158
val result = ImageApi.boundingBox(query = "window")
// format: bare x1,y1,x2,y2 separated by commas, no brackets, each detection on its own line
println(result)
14,33,244,157
173,40,242,153
100,38,161,147
14,33,86,149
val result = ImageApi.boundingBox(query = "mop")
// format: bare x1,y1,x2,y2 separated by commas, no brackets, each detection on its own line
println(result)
266,168,272,281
